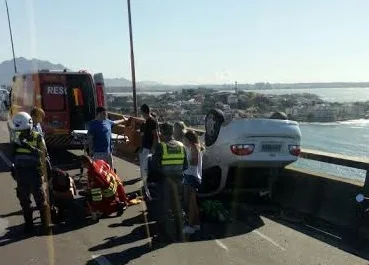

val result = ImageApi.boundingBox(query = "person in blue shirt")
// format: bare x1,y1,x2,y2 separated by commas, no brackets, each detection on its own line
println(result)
87,107,126,168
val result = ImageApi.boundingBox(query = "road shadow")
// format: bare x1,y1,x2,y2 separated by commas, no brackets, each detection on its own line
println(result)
124,177,141,187
0,218,98,247
108,211,147,228
0,223,34,247
90,200,264,250
0,207,37,218
50,219,99,236
264,209,369,261
86,240,165,265
88,208,263,264
0,143,12,173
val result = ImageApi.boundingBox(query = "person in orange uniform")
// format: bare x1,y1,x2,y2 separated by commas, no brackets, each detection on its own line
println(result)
80,155,128,218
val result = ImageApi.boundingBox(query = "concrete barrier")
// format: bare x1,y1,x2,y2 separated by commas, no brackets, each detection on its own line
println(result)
275,166,363,227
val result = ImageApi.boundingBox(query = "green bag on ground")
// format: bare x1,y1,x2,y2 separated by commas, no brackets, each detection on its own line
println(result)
200,200,230,223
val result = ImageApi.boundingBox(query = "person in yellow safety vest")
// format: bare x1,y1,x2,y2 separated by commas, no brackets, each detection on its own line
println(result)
148,122,188,181
147,122,188,237
10,112,51,234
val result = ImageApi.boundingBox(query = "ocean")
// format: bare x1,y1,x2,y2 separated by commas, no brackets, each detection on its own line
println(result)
109,87,369,181
297,120,369,182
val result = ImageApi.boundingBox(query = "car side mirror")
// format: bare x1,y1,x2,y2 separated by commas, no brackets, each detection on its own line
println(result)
356,193,365,203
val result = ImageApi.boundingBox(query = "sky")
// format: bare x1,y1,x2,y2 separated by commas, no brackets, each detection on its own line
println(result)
1,0,369,85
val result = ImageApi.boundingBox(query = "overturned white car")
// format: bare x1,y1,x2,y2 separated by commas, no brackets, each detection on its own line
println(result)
198,109,301,197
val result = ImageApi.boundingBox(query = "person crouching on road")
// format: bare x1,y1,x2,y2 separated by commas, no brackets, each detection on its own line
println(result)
182,130,204,235
80,155,127,219
49,168,89,224
10,112,51,234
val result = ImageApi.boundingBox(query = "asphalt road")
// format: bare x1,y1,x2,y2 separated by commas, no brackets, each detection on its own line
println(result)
0,121,368,265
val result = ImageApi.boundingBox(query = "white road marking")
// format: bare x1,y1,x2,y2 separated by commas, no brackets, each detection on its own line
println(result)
0,151,12,167
304,224,342,240
253,230,286,251
91,255,113,265
0,217,9,237
215,239,229,251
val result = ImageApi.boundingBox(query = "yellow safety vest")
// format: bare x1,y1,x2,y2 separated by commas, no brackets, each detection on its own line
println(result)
15,131,40,155
91,188,103,202
161,141,185,166
91,171,118,202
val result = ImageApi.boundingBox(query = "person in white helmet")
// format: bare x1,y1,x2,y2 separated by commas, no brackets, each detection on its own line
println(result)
10,112,51,234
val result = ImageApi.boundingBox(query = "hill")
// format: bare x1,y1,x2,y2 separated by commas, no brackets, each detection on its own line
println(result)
0,58,163,89
0,57,67,84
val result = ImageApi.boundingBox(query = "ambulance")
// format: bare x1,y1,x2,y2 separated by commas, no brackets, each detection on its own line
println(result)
6,70,107,149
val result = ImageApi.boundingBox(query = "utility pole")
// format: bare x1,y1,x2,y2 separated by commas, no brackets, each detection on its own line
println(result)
5,0,17,74
127,0,138,117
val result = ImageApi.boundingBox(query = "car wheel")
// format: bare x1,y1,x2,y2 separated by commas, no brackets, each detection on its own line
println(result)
205,108,225,147
270,111,288,120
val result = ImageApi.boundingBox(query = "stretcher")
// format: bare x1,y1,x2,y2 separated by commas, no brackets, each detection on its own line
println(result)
71,130,129,176
71,130,128,144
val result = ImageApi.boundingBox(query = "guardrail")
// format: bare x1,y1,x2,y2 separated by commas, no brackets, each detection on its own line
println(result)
299,148,369,195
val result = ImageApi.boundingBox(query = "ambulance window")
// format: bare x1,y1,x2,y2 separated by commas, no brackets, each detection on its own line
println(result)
42,84,66,111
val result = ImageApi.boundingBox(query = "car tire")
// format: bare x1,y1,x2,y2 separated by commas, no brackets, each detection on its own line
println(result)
270,111,288,120
205,108,225,147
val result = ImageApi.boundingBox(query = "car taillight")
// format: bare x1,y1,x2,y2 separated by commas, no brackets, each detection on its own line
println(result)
96,83,105,107
289,145,301,156
230,144,255,156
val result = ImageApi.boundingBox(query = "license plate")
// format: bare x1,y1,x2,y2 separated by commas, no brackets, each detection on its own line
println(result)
261,144,281,152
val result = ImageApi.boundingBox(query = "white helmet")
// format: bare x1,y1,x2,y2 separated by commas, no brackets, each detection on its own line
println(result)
12,112,33,131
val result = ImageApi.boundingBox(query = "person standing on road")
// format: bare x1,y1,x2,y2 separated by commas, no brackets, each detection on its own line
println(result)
174,121,187,142
182,130,204,235
30,107,45,137
10,112,51,234
87,107,126,168
147,122,187,238
139,104,159,184
30,107,52,178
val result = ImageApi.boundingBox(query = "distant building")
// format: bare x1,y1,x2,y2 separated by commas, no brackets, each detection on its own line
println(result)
227,94,238,105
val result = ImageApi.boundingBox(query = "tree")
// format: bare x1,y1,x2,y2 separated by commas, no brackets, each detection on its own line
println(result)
307,113,314,122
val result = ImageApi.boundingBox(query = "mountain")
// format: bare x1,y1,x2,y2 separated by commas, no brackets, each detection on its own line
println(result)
103,78,131,87
0,57,163,88
0,57,67,84
103,78,163,88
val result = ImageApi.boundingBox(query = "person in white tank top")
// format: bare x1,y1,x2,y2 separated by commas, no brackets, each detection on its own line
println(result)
182,130,204,235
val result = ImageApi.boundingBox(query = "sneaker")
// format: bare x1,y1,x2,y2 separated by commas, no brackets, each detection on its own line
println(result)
117,202,127,217
183,225,195,235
